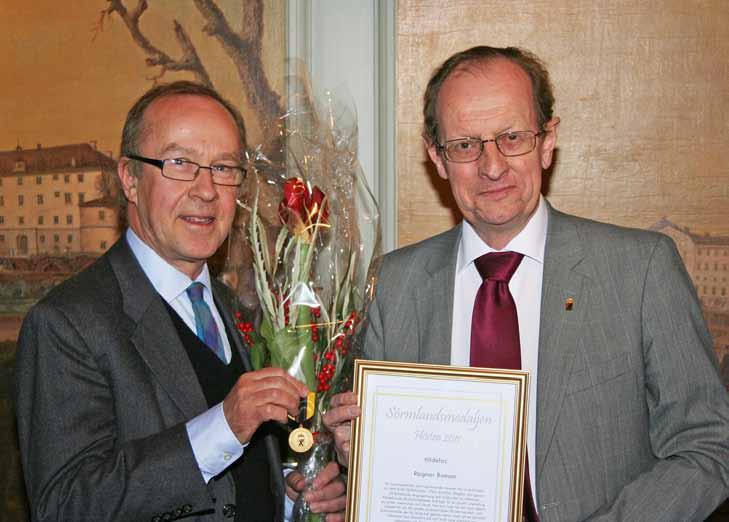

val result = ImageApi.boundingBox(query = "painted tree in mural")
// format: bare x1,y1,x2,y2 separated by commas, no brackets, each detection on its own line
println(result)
95,0,283,127
95,0,288,302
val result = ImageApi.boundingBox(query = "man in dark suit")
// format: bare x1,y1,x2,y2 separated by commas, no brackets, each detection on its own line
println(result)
15,81,345,522
325,46,729,521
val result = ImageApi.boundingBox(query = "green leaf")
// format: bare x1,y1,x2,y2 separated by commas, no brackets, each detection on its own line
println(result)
296,328,317,391
249,339,266,370
267,327,317,391
261,314,275,341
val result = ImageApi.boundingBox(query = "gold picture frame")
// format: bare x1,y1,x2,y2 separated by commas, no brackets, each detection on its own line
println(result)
346,359,529,522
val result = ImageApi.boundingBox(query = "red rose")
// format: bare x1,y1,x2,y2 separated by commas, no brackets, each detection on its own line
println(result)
279,177,308,224
309,186,329,225
278,177,329,236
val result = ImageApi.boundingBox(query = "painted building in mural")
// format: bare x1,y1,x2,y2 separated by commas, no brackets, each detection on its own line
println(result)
0,143,119,257
79,196,120,254
652,218,729,366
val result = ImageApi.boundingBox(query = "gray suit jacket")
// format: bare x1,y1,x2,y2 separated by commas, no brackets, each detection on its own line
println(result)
15,238,285,522
364,204,729,522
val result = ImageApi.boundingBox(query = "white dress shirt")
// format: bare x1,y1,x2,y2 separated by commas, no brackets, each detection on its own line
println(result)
451,196,548,504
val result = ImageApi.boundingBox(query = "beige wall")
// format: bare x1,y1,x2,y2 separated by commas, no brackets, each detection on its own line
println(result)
396,0,729,246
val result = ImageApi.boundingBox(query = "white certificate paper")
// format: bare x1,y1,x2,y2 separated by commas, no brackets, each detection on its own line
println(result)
346,360,529,522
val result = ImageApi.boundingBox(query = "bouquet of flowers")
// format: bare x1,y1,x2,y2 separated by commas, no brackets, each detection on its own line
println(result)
232,90,380,521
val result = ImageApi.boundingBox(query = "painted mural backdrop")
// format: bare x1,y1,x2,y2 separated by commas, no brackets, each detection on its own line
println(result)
0,1,285,519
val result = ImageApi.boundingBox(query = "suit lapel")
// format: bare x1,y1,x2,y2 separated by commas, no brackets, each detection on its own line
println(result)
416,226,461,365
536,207,590,480
214,281,254,373
108,239,208,419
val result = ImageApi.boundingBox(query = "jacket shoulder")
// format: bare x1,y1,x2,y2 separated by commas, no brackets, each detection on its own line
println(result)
381,226,459,271
554,209,674,256
36,254,119,311
21,249,126,350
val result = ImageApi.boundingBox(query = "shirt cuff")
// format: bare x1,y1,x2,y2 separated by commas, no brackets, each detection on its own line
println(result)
186,402,247,483
283,468,294,521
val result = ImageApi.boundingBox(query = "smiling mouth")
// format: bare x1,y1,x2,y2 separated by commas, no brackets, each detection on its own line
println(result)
181,216,215,225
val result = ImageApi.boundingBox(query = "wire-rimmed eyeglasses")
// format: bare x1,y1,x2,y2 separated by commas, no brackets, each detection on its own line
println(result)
437,130,544,163
126,154,246,187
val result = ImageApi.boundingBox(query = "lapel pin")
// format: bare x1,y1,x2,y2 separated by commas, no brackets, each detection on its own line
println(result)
565,297,574,311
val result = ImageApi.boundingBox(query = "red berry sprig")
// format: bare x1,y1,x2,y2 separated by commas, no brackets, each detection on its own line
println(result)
234,312,255,347
343,310,359,331
334,335,347,355
317,360,336,392
310,306,321,342
333,310,360,356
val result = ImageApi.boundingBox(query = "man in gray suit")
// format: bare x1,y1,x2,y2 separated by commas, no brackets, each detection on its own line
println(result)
325,46,729,521
15,82,345,522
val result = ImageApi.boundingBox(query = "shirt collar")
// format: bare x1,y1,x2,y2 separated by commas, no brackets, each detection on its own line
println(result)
125,228,213,302
457,195,548,274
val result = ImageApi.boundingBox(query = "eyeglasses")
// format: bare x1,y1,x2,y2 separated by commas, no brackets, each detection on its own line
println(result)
437,130,544,163
126,154,246,186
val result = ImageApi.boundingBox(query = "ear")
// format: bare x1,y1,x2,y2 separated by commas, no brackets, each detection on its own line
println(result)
425,138,450,181
118,158,139,205
539,117,560,170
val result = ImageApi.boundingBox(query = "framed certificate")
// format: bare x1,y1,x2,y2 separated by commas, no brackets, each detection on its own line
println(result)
346,360,529,522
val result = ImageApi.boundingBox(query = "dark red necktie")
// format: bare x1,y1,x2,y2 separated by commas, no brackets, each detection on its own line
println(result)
470,251,539,522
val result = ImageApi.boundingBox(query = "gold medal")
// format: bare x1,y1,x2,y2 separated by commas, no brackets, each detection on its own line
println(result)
288,392,317,452
289,426,314,453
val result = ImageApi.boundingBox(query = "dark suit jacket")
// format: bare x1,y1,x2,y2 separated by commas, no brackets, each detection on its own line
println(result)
15,237,285,522
364,204,729,521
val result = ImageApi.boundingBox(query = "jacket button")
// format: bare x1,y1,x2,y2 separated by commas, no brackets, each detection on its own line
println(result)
162,513,172,521
222,503,236,518
182,504,192,513
151,517,161,522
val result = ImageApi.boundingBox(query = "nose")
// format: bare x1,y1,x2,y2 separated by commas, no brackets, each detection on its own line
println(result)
478,141,508,180
188,167,218,201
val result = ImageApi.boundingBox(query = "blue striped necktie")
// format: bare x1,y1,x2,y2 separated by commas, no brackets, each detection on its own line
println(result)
186,282,226,362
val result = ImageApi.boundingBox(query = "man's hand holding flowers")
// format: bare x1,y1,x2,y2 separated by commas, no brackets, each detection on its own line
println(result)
285,461,347,521
322,392,360,467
